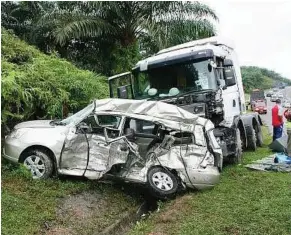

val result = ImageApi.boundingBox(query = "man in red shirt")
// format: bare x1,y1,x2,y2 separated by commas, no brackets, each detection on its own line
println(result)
272,99,284,141
284,108,291,156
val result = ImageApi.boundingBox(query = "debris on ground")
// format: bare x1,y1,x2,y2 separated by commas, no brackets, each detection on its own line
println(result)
245,154,291,172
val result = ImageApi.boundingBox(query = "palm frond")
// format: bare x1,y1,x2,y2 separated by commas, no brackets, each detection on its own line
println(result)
39,9,113,45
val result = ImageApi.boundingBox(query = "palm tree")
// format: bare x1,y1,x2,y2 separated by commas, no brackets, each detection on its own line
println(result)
40,1,218,51
2,1,218,75
1,1,56,52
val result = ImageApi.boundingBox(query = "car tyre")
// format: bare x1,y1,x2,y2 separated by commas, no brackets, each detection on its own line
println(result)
22,149,53,179
147,166,178,199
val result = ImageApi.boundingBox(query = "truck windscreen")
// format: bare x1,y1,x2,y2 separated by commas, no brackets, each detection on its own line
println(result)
132,59,217,99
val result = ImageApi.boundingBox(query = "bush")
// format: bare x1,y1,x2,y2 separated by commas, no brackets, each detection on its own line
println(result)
1,29,109,130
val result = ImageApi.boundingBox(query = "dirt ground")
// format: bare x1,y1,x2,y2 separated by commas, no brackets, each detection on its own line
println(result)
42,189,140,235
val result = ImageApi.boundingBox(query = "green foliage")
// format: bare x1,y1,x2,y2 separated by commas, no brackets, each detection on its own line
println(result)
1,29,108,128
111,42,141,74
1,1,218,76
241,66,291,93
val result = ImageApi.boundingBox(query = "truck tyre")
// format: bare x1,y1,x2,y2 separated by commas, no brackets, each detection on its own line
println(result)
247,128,257,151
22,149,53,179
256,129,263,147
147,166,178,199
229,128,242,164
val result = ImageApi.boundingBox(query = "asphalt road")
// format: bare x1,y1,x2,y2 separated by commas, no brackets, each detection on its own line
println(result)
259,86,291,136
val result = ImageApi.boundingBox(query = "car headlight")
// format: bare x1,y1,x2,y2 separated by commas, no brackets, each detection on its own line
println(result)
10,129,27,139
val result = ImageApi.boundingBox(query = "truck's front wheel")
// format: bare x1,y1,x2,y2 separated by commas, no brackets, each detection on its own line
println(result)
229,128,242,164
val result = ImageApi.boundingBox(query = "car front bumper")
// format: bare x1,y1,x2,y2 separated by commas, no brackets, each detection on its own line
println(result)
2,136,24,163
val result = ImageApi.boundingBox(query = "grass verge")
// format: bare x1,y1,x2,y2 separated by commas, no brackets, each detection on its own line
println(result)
1,160,140,235
129,126,291,235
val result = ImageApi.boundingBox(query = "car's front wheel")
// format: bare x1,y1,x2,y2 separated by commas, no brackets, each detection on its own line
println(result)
147,166,178,198
22,149,53,179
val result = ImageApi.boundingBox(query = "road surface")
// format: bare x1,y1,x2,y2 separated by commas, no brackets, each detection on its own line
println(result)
259,86,291,137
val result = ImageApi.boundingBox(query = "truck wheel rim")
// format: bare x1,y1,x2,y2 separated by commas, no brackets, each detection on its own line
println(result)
152,172,173,191
253,128,257,143
24,155,45,179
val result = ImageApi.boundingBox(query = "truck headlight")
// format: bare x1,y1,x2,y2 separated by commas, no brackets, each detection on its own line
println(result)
10,129,27,139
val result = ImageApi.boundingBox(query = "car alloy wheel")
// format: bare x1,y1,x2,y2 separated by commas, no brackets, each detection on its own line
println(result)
147,167,178,198
24,155,46,179
152,172,174,191
22,149,53,179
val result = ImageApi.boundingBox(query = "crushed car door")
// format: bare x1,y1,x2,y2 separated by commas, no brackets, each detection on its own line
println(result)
59,122,91,176
86,114,129,178
60,114,132,179
123,118,158,158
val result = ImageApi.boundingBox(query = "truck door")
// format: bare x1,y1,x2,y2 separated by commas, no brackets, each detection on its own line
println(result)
220,62,241,124
108,72,134,99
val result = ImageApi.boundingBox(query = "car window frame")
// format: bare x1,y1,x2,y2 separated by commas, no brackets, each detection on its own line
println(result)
95,114,123,129
122,117,158,138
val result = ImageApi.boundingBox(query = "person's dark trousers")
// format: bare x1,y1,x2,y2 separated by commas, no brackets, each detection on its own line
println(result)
273,124,283,141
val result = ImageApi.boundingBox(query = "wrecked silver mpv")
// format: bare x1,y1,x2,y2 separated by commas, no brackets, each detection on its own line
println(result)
4,99,222,197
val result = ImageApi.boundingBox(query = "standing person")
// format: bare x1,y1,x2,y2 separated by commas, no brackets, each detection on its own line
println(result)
272,99,284,141
284,108,291,156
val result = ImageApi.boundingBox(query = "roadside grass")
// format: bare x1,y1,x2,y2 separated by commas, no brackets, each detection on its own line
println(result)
130,126,291,235
1,159,140,235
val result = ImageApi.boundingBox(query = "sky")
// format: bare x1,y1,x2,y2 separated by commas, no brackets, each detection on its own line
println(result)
201,0,291,79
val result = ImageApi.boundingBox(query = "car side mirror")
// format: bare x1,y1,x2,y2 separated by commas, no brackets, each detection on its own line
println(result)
224,68,236,87
77,122,91,133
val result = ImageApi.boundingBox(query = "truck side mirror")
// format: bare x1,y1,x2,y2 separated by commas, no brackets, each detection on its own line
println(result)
117,85,129,99
224,68,236,87
223,59,233,67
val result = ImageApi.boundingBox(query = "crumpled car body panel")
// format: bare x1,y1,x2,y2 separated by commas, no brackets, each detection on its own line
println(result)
58,99,223,189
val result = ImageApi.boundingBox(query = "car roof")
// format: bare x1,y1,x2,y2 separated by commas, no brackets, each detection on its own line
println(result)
93,99,212,132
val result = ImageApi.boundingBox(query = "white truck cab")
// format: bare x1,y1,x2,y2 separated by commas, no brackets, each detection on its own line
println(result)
109,36,263,163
